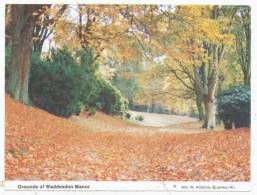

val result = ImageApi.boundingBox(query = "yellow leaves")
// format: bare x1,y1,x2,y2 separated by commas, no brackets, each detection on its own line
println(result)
198,18,219,38
162,5,236,72
113,19,130,30
173,5,233,45
220,34,235,43
52,5,133,58
157,21,168,32
122,48,134,60
176,5,209,19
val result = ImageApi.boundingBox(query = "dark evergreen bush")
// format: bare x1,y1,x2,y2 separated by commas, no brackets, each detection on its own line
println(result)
29,47,97,117
125,112,131,119
217,85,250,129
28,47,128,117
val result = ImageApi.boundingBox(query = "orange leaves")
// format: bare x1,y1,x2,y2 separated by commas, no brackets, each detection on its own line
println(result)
5,94,250,181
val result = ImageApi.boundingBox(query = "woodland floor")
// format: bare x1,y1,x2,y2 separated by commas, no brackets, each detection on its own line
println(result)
5,94,250,181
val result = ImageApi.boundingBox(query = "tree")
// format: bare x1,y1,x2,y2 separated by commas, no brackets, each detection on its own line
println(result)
234,6,251,86
5,5,12,46
53,5,130,60
202,6,236,128
150,5,236,128
7,5,43,104
32,4,67,55
53,5,159,62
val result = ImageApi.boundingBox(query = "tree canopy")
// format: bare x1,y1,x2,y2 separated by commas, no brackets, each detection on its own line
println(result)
5,4,250,129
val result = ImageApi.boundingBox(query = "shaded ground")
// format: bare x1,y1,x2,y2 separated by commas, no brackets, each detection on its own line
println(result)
5,94,250,181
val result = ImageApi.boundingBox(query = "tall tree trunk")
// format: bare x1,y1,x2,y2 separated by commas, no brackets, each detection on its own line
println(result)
243,7,251,87
244,70,250,86
235,6,250,87
196,96,204,120
7,5,41,105
204,62,218,129
193,65,206,120
204,94,216,129
244,28,251,86
5,5,12,46
236,33,251,87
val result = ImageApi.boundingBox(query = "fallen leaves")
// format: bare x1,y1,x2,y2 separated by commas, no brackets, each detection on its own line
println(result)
5,94,250,181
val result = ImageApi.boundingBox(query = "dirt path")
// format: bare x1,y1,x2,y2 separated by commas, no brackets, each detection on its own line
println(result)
70,112,224,134
128,110,198,127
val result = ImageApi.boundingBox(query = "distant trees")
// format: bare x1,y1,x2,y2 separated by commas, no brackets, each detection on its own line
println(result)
111,61,139,108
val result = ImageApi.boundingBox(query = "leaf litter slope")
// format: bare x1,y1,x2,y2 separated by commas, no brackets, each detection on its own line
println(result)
5,94,250,181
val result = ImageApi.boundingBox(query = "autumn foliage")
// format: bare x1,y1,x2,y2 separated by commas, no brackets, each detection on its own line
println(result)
5,94,250,181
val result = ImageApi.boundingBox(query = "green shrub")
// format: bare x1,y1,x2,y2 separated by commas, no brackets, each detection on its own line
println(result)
125,112,131,119
217,85,250,129
87,102,101,116
6,45,128,118
96,78,128,115
135,115,144,121
29,47,98,117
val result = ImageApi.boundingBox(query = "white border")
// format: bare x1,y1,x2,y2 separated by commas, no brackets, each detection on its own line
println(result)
0,0,5,186
1,0,257,194
0,0,256,5
3,181,252,192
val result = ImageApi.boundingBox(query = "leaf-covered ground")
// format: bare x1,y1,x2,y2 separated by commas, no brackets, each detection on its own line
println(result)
5,94,250,181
